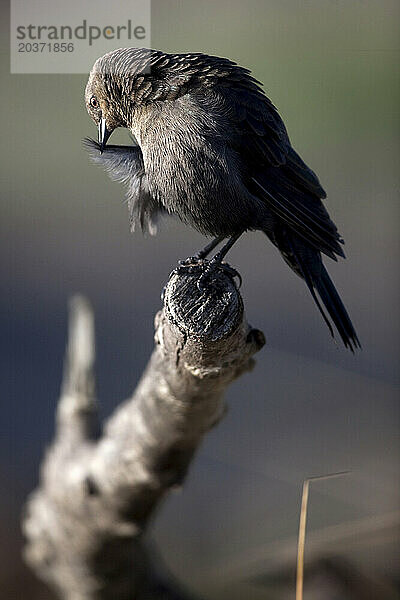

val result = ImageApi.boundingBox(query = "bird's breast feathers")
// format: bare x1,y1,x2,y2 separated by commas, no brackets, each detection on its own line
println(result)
132,96,256,235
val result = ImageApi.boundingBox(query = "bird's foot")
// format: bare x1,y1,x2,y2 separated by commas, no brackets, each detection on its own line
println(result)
169,258,205,296
197,260,242,291
172,257,242,293
177,255,205,269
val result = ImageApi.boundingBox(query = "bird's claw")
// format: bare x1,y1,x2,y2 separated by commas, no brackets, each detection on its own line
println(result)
176,255,205,275
177,255,205,268
174,257,242,291
220,263,242,288
196,260,242,291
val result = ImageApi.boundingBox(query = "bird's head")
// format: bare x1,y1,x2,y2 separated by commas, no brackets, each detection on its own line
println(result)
85,47,176,151
85,50,138,152
85,47,233,151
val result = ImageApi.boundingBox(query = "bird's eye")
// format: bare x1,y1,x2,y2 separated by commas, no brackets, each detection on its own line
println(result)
90,96,99,109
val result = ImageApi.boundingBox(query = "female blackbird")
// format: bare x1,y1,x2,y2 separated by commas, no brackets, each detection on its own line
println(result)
84,48,360,351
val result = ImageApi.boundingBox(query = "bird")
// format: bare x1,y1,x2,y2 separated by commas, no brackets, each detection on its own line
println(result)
84,47,360,351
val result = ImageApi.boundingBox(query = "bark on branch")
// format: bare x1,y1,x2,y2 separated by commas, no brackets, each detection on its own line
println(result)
23,264,265,600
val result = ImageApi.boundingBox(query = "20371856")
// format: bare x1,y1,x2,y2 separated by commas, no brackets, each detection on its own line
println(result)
18,42,74,52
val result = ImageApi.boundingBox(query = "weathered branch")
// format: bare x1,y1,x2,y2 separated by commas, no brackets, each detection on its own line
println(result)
23,264,265,600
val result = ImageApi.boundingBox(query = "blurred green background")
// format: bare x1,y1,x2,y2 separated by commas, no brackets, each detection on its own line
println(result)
1,0,399,598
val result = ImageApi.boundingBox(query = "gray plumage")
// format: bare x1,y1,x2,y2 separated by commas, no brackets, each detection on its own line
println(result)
84,47,360,351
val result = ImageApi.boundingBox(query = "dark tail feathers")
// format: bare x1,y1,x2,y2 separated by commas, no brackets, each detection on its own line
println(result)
313,264,361,352
279,232,361,352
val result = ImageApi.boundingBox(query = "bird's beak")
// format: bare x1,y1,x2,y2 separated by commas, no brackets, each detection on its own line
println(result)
98,118,112,153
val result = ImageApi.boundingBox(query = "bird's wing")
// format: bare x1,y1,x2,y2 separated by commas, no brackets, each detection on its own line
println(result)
83,138,161,234
217,80,345,259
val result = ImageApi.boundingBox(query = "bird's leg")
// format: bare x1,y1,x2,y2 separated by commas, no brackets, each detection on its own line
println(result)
197,232,244,290
209,232,243,264
196,236,226,260
178,236,225,267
